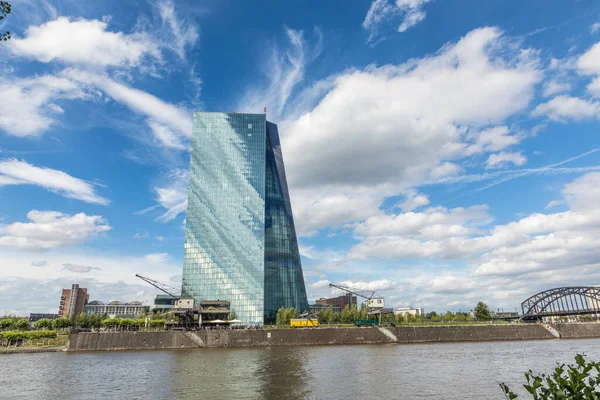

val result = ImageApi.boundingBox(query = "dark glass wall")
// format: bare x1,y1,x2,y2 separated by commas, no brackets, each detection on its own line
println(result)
263,122,309,323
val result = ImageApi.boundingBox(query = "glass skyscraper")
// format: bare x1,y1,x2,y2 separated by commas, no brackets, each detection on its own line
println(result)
183,112,309,325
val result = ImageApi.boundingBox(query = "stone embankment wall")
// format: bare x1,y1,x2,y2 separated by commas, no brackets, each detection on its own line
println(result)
67,324,554,352
551,323,600,339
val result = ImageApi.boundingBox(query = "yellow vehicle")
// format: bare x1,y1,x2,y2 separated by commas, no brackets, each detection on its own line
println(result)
290,318,319,328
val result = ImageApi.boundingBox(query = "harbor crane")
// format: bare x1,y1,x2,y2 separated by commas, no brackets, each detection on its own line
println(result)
328,283,394,325
135,274,181,299
135,274,196,329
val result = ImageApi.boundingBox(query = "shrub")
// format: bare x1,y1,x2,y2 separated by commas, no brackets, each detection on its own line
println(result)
0,330,57,341
500,354,600,399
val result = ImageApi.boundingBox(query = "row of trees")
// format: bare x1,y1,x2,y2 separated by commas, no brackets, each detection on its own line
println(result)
274,301,494,326
1,311,177,332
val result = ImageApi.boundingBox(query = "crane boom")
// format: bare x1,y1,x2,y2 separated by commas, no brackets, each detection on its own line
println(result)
328,283,377,300
135,274,181,298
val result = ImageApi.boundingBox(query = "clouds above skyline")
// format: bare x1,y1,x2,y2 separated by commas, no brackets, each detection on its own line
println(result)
281,27,540,235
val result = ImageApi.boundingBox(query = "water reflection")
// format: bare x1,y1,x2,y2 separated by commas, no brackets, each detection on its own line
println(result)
3,340,600,399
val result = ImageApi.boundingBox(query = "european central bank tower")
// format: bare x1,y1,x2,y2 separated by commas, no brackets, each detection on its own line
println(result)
183,112,309,324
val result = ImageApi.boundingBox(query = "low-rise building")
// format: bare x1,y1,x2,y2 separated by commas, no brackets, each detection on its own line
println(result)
394,307,424,317
29,313,58,324
85,300,147,318
152,295,177,313
309,303,342,314
315,294,357,310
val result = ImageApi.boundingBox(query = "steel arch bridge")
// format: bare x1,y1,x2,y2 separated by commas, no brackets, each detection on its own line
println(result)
521,286,600,320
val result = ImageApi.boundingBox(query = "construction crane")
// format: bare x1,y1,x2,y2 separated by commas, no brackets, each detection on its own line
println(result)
135,274,181,298
328,283,394,325
135,274,196,329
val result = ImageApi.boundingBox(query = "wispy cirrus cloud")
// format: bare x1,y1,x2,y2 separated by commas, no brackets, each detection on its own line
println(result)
363,0,433,44
237,26,322,121
0,159,108,204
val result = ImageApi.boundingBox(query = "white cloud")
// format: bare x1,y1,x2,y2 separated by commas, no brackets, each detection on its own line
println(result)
577,41,600,75
133,232,149,239
154,169,189,222
398,8,426,33
354,204,489,240
349,172,600,284
542,80,571,97
0,75,87,137
146,119,187,150
485,151,527,169
237,27,322,121
0,211,111,250
338,279,403,292
363,0,432,43
31,261,46,267
62,263,101,273
145,253,171,264
0,249,182,314
63,69,192,143
398,192,430,212
0,159,108,204
281,27,540,234
11,17,161,67
464,126,520,155
157,0,199,60
545,200,564,209
532,95,600,121
592,22,600,34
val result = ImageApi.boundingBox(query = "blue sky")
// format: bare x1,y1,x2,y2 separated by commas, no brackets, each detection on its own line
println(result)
2,0,600,315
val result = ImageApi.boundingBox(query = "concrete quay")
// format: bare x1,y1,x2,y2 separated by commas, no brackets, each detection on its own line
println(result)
63,323,594,352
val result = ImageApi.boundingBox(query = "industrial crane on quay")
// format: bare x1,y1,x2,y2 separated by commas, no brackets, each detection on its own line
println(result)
328,283,395,326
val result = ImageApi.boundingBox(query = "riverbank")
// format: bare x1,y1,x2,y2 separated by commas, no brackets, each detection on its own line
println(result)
3,323,597,353
0,346,64,354
66,324,557,351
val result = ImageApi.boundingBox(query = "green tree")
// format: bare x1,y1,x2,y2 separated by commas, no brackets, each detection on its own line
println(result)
284,307,298,325
276,307,286,326
229,309,237,321
0,1,11,41
394,313,405,325
33,318,52,330
53,317,71,329
0,316,15,330
15,318,29,330
358,303,368,320
340,305,352,324
474,302,492,320
350,305,359,322
501,354,600,399
453,313,466,322
431,314,442,322
76,313,90,328
443,311,454,322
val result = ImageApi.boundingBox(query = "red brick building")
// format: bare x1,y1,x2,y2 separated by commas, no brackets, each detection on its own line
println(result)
58,284,89,318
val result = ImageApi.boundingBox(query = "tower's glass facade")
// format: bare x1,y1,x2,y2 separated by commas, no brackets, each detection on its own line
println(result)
183,112,308,325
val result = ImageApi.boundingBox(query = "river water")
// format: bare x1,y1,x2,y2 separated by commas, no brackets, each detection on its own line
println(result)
1,339,600,399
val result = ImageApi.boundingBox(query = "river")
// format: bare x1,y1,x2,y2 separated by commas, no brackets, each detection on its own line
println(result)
1,339,599,399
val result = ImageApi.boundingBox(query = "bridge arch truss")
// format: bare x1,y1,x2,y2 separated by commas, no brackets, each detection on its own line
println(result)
521,286,600,319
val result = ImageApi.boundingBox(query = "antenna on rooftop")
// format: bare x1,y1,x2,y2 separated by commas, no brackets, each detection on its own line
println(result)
264,106,267,114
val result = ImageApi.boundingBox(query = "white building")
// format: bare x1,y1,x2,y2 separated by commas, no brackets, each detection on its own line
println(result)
394,307,424,317
85,300,146,317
